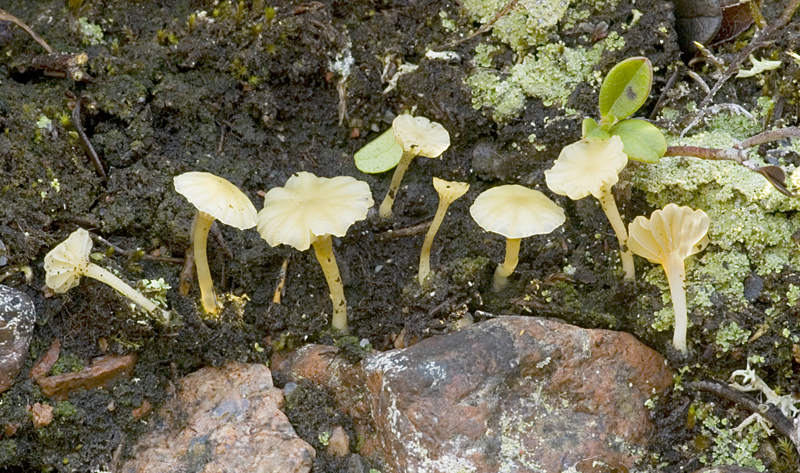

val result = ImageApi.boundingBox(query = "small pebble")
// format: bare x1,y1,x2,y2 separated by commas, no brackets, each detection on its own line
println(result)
0,285,36,393
326,425,349,456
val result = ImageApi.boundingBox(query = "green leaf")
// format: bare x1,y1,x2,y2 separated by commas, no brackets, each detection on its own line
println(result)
582,118,612,141
609,119,666,164
598,57,653,124
354,129,404,174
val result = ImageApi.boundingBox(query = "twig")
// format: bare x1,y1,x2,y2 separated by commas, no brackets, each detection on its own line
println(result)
698,0,800,110
451,0,520,46
179,246,195,296
0,8,56,54
378,221,432,239
737,127,800,149
210,222,234,259
91,234,185,264
687,379,800,456
273,258,290,304
649,67,680,120
67,92,107,182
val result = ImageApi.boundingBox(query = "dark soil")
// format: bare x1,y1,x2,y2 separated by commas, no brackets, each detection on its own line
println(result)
1,0,799,472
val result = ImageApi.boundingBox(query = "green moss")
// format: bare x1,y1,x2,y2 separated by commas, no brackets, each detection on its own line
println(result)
53,401,78,419
49,354,85,376
78,17,105,46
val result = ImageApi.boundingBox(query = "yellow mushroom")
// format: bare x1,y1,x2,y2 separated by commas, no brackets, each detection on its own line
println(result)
257,172,373,331
44,228,162,315
418,178,469,285
628,203,710,354
545,135,635,280
378,114,450,218
470,185,565,291
174,172,257,315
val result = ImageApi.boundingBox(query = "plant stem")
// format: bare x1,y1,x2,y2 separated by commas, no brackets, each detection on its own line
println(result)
493,238,520,291
312,235,347,331
83,263,158,314
664,254,688,354
596,184,635,280
192,210,221,315
379,151,416,219
418,199,452,285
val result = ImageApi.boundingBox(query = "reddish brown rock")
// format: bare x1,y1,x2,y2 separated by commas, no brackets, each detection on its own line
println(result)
36,354,137,400
273,317,673,473
120,362,314,473
28,403,53,428
29,338,60,381
131,400,152,420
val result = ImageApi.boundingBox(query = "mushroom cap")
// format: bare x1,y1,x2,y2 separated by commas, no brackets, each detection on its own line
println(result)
174,172,257,229
470,185,565,239
433,177,469,202
544,135,628,200
392,115,451,158
44,228,92,293
257,172,374,251
628,203,710,264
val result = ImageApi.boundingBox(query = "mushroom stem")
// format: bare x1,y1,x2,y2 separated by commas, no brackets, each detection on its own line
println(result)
596,183,635,280
192,210,221,314
82,263,159,314
311,235,348,331
379,150,417,219
493,237,521,291
664,254,688,354
418,197,454,285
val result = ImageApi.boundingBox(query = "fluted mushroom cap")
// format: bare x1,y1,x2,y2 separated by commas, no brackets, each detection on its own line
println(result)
545,135,628,200
392,115,451,158
44,228,92,293
174,172,257,229
628,203,710,263
470,185,565,239
257,172,374,251
433,177,469,202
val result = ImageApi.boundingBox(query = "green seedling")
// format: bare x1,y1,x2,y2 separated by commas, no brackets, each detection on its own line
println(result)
354,128,404,174
590,57,667,163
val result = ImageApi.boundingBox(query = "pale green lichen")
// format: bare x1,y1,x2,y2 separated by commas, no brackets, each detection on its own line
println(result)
439,11,457,32
695,403,767,471
715,322,751,353
473,43,501,68
466,32,624,121
462,0,627,122
461,0,572,52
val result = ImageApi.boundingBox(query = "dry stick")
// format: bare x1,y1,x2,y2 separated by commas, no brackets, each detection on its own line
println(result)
68,94,108,182
687,380,800,456
698,0,800,110
273,258,290,304
179,246,195,296
378,221,432,239
649,67,680,120
451,0,520,46
92,234,186,264
0,8,57,54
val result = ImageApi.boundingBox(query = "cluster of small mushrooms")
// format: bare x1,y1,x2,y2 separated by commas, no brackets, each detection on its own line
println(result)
43,114,711,352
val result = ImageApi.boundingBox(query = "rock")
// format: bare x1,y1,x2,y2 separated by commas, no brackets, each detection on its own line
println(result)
36,353,137,400
0,285,36,393
120,362,315,473
326,425,349,456
29,338,60,381
28,403,53,428
273,317,673,473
